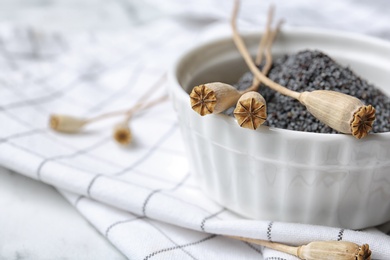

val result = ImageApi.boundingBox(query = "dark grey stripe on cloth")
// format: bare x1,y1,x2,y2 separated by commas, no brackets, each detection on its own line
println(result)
243,241,263,255
143,234,217,260
74,195,85,207
105,216,144,238
36,137,110,180
81,122,178,197
144,219,198,260
0,128,44,144
337,228,345,241
141,189,161,216
200,208,225,232
6,141,46,159
142,172,190,217
87,174,102,197
113,123,178,176
267,221,274,242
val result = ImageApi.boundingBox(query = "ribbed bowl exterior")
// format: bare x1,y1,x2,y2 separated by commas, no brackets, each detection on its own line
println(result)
169,28,390,229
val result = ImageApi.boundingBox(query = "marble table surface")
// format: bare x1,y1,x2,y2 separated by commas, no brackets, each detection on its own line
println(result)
0,167,127,259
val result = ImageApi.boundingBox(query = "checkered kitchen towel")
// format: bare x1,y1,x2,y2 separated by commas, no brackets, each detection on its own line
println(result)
1,1,390,259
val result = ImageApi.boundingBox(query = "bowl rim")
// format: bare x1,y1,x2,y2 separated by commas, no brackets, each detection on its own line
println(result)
168,27,390,140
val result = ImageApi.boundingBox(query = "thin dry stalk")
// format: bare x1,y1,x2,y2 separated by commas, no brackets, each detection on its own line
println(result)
50,73,168,134
123,94,168,124
86,74,167,124
50,92,168,134
231,0,300,100
113,94,168,145
250,19,284,90
83,107,135,124
254,5,274,66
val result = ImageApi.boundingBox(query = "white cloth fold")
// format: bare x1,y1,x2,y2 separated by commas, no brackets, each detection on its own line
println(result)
1,1,390,259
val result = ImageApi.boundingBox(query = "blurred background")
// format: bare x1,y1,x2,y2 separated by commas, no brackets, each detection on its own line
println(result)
0,0,388,38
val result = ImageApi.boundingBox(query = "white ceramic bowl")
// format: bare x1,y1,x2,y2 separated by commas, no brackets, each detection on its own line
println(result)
168,28,390,229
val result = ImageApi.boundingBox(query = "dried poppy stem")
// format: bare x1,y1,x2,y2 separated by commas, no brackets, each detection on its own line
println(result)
254,5,274,67
250,19,284,89
87,74,167,124
50,74,167,133
240,7,282,93
231,0,300,100
86,95,168,124
82,107,137,124
228,236,371,260
231,0,376,138
123,94,169,123
189,6,278,117
112,94,168,145
50,95,168,133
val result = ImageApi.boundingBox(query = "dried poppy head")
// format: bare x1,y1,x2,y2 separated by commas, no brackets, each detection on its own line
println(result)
190,82,241,116
298,241,371,260
234,91,267,130
357,244,372,260
299,90,375,139
228,235,371,260
113,123,132,145
49,114,87,133
351,105,376,139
